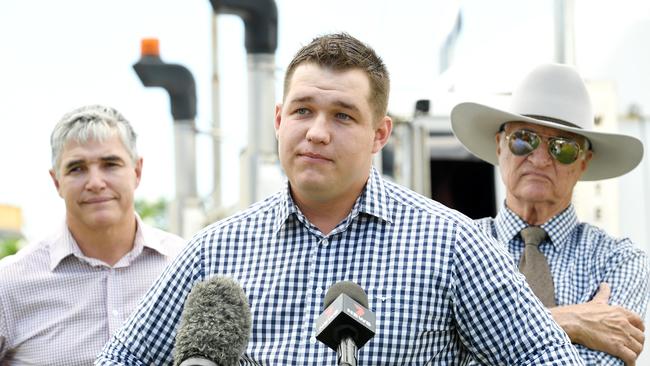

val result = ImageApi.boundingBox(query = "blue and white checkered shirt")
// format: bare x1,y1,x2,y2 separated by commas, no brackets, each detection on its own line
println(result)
475,203,650,365
97,168,583,365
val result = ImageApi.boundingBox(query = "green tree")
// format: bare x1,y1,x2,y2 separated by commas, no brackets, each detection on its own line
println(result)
0,237,23,259
135,198,169,230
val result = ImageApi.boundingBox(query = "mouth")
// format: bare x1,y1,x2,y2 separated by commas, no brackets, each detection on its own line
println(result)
521,171,551,181
298,151,332,162
82,197,114,204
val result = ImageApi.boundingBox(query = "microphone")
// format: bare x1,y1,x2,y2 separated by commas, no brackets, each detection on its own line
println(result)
314,281,376,366
173,276,252,366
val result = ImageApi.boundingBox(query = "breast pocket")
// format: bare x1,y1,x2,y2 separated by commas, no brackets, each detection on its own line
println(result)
364,284,455,362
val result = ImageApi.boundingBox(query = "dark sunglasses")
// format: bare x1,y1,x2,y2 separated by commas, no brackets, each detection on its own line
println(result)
504,129,586,164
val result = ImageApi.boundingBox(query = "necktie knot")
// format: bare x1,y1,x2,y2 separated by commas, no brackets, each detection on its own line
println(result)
520,226,546,247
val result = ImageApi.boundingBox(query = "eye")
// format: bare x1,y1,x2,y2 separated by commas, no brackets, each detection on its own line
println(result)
66,165,84,174
295,108,310,115
549,138,580,164
335,112,352,121
103,160,124,169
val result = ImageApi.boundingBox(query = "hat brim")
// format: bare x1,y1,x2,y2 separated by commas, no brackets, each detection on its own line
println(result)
450,102,644,181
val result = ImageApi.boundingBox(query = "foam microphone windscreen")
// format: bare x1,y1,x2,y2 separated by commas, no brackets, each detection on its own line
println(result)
174,276,252,366
324,281,369,308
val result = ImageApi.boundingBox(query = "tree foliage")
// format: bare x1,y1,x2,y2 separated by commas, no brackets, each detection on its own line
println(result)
0,237,22,259
135,197,169,230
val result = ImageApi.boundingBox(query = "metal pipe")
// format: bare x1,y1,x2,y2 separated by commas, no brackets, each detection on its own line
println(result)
209,0,279,206
554,0,576,65
211,14,222,209
132,39,199,236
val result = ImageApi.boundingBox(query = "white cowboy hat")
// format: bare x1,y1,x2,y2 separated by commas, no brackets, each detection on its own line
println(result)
450,63,644,181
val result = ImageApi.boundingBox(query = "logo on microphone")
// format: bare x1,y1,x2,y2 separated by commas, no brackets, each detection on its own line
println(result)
346,305,372,328
325,307,335,317
355,304,365,317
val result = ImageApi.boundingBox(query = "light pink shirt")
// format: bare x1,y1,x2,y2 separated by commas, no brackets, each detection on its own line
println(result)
0,215,185,366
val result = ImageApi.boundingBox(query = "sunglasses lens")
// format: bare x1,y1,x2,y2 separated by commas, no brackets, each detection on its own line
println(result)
509,130,540,156
549,138,580,164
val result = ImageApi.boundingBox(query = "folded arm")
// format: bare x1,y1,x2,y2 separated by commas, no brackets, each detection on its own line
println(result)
551,283,645,365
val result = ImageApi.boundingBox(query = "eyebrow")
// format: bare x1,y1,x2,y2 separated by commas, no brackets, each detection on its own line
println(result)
288,96,362,114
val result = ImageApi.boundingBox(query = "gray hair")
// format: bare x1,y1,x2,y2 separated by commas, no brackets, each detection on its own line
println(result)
50,105,138,174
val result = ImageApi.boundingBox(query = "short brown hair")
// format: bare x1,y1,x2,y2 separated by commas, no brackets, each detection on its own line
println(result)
283,33,390,119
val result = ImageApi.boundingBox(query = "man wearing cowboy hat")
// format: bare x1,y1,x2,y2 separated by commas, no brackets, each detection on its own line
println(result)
452,63,649,365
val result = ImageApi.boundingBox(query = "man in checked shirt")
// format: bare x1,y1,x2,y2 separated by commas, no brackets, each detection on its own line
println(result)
97,33,583,365
452,63,649,365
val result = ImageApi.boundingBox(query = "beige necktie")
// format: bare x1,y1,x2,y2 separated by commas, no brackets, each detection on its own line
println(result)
519,226,556,307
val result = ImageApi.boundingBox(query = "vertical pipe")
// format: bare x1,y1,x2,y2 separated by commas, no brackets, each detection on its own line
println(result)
211,14,222,209
554,0,576,65
243,53,276,206
173,120,198,236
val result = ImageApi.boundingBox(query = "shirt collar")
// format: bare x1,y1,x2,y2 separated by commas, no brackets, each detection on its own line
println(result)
494,201,579,249
49,213,167,270
356,166,393,223
273,167,393,234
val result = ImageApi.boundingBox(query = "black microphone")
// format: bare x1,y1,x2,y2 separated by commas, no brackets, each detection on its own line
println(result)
173,276,252,366
314,281,376,366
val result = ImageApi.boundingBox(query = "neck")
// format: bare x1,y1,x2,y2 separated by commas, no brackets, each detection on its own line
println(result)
506,197,569,225
67,213,137,266
292,192,359,235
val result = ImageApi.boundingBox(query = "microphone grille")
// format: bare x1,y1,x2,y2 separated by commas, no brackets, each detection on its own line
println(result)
323,281,368,308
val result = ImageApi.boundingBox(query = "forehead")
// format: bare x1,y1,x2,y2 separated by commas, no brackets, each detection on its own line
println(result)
286,63,371,102
504,121,586,140
59,134,129,162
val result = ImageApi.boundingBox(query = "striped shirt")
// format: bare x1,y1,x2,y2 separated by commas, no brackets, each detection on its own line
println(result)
97,168,583,365
0,215,185,366
475,203,650,365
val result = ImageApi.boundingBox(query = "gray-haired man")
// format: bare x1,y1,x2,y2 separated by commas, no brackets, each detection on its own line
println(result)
0,105,185,365
452,64,649,365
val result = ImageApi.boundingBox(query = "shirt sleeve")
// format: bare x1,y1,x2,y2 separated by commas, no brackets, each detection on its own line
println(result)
95,238,205,365
0,287,9,361
575,344,623,366
573,238,650,365
451,221,584,365
605,239,650,317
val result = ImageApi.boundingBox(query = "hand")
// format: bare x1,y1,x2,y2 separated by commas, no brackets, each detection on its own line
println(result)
550,283,645,365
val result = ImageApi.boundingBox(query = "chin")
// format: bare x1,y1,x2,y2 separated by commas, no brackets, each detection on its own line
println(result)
85,211,123,229
294,171,331,187
518,190,553,203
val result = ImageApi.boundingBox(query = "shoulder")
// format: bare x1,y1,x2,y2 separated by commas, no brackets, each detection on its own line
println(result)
142,224,187,258
382,179,483,236
0,237,52,287
576,222,648,261
473,216,496,232
188,192,284,242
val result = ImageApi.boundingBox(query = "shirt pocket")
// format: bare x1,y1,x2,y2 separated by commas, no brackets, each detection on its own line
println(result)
366,284,454,357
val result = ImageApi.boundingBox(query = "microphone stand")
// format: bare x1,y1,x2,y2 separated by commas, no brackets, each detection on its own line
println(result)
337,336,358,366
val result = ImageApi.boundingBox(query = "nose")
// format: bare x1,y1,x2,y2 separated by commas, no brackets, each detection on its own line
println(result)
305,113,331,144
527,140,553,167
85,166,107,191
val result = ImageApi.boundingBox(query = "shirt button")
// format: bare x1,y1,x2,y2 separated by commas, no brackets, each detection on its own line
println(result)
321,238,329,246
316,287,323,295
310,336,317,344
112,310,119,317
